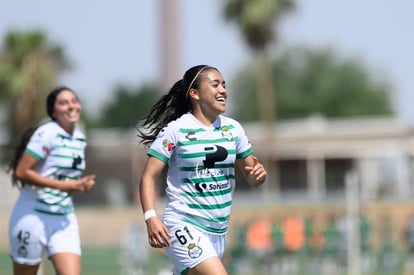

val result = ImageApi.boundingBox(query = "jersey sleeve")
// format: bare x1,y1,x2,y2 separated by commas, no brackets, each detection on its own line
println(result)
147,123,178,163
234,120,253,159
25,125,53,161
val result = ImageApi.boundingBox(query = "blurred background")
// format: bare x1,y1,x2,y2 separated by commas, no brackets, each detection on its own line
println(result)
1,0,414,274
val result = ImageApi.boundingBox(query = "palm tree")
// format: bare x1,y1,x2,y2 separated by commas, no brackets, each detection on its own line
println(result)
223,0,296,200
0,30,70,148
223,0,296,123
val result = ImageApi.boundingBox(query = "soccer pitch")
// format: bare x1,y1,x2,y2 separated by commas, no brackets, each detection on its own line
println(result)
0,246,171,275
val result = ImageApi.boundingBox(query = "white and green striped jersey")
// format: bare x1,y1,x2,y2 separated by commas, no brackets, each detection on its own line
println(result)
18,121,86,215
148,113,253,235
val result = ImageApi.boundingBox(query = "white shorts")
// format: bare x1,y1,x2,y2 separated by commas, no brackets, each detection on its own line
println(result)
163,218,226,275
9,208,81,265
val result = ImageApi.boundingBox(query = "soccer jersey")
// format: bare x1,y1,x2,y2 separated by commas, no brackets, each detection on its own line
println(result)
16,121,87,215
148,113,253,235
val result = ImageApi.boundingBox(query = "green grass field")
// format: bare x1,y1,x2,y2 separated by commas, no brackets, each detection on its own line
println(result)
2,246,413,275
3,201,414,274
0,245,171,275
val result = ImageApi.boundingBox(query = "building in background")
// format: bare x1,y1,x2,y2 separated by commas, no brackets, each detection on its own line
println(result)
2,116,413,208
249,116,414,202
63,116,414,206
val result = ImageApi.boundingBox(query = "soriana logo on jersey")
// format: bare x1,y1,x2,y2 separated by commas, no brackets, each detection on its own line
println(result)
162,139,175,152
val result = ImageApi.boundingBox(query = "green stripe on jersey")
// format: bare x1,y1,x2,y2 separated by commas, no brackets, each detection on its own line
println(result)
37,197,71,206
184,188,232,197
39,189,68,198
50,172,80,180
182,217,228,234
53,165,84,172
34,208,74,216
56,133,86,142
237,147,254,159
178,125,235,134
179,128,205,133
178,137,237,146
51,154,83,159
184,174,235,184
147,149,169,163
187,200,232,210
55,145,83,151
25,148,42,161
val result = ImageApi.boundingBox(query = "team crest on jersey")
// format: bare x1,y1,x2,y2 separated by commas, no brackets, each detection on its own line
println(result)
17,245,28,257
162,139,175,152
187,243,202,259
221,126,233,140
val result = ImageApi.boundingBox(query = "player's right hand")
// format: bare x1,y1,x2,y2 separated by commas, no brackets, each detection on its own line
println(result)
146,217,172,248
63,174,96,192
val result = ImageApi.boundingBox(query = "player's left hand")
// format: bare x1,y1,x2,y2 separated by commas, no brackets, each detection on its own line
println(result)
244,156,267,186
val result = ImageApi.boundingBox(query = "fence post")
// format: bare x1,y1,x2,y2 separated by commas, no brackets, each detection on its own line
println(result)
346,170,361,275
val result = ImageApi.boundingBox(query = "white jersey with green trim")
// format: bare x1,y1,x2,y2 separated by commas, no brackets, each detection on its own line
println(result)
16,121,86,215
148,113,253,235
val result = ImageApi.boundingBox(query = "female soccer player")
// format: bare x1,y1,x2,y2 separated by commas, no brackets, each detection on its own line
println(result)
8,86,96,275
138,65,267,275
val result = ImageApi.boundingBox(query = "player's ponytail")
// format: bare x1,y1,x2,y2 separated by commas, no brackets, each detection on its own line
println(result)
8,127,38,188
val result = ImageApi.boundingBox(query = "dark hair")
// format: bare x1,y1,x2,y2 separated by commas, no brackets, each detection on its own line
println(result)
8,86,75,187
137,65,217,145
8,127,37,188
47,86,75,120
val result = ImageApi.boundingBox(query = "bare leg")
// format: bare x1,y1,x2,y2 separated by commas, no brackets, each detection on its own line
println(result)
13,261,40,275
50,252,81,275
188,256,228,275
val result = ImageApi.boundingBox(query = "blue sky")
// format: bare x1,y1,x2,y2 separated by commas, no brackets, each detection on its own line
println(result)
2,0,413,122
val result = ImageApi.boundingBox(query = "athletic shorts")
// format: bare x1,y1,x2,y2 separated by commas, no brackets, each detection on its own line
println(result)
163,218,226,275
9,208,81,265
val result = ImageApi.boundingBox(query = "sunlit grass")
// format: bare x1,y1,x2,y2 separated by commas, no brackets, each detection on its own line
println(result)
0,246,170,275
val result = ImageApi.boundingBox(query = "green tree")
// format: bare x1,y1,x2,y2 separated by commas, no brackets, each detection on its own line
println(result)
231,46,394,121
223,0,296,123
0,30,70,141
98,84,160,129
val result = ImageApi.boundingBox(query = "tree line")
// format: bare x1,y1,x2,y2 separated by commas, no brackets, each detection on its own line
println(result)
0,0,394,162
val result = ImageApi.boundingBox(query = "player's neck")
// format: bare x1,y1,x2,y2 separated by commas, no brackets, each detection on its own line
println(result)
191,111,216,127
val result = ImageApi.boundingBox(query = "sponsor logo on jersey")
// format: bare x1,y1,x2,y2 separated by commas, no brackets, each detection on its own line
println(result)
185,132,197,141
195,166,224,178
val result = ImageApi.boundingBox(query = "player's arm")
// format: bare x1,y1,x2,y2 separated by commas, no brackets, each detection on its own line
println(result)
139,156,171,248
15,152,95,192
236,154,267,187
